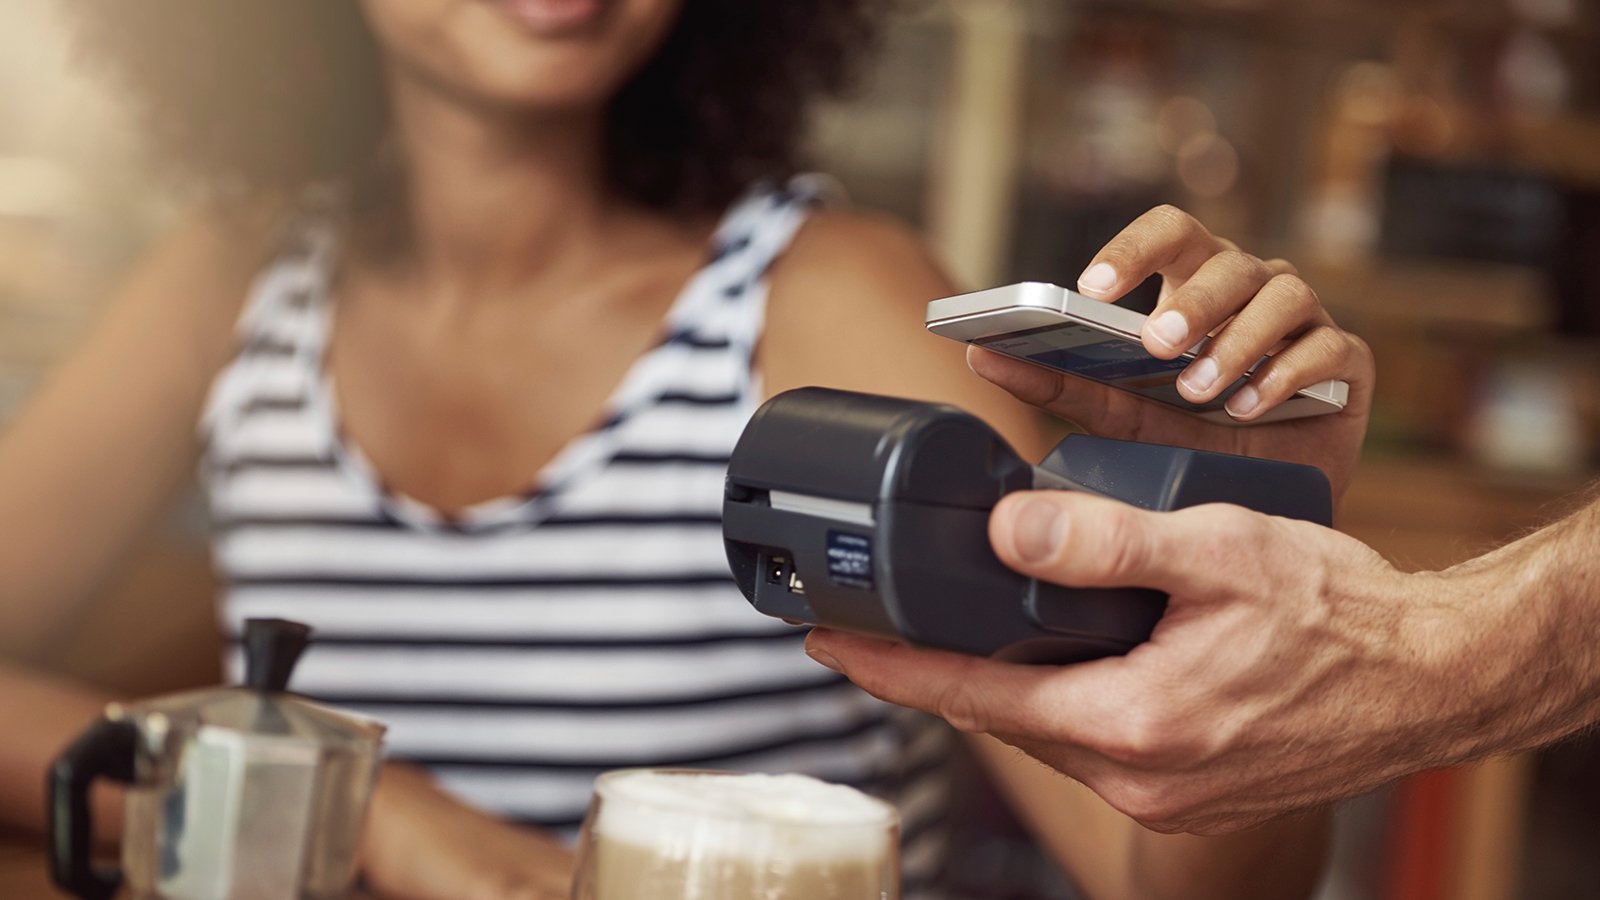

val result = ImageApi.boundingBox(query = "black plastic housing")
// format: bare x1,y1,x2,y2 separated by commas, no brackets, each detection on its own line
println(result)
723,388,1333,664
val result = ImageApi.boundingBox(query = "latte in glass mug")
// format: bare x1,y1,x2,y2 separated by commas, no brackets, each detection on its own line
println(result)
572,769,900,900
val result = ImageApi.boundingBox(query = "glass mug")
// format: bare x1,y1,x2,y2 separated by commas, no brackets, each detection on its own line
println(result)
571,769,900,900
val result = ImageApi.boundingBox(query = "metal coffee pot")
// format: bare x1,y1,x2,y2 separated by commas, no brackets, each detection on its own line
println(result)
48,618,386,900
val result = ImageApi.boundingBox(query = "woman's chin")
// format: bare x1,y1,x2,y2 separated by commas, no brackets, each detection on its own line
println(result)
456,58,627,113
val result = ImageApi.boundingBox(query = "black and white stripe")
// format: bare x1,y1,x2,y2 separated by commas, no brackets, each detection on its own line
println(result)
199,178,953,895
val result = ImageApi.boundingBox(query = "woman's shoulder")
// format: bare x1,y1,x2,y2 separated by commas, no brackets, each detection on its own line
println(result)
764,207,956,388
763,204,1051,453
763,204,1053,455
766,206,954,337
773,206,949,297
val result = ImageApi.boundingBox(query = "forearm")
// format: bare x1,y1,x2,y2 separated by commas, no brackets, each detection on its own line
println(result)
360,763,576,899
0,208,265,657
0,350,199,658
0,659,115,835
1435,490,1600,762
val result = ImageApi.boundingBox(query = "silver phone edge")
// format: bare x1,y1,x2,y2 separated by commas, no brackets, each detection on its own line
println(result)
925,289,1349,421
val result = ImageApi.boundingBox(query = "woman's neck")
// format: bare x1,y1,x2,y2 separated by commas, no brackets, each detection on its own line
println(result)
375,73,617,301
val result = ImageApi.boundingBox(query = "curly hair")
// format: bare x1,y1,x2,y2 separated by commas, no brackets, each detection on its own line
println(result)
67,1,884,214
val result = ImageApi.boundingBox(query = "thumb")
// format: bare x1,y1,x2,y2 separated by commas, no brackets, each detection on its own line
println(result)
990,491,1262,600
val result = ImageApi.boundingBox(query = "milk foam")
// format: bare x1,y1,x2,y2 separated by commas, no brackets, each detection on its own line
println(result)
593,771,897,861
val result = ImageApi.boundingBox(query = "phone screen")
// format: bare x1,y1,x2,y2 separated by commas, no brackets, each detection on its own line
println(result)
974,322,1242,412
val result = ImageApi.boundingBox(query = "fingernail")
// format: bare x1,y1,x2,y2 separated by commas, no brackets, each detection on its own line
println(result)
1227,385,1260,418
1147,310,1189,349
1012,498,1068,563
1179,356,1219,395
1078,263,1118,296
807,648,844,673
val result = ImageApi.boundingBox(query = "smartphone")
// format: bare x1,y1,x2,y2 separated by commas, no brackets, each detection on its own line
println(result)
925,282,1348,425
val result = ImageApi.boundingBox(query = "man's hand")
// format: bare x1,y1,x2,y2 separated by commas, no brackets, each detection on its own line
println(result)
976,205,1374,498
806,490,1566,835
360,764,575,900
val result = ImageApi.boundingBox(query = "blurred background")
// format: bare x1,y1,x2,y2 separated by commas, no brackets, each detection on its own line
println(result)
2,0,1598,898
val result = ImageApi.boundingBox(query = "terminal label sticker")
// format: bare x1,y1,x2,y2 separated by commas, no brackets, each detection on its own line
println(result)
826,531,874,590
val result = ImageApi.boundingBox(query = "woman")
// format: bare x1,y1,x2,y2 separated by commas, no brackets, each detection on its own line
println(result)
0,0,1366,896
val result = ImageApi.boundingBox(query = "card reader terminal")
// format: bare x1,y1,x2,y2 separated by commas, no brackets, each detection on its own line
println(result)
723,388,1333,664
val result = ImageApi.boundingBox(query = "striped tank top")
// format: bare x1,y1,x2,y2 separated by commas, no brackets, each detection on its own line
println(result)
199,180,953,893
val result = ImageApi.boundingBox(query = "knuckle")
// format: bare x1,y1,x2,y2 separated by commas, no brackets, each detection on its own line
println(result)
1181,497,1237,529
1148,203,1193,228
1268,273,1319,313
1215,501,1265,534
1310,323,1345,352
1216,249,1269,282
1346,331,1374,367
1202,335,1255,376
1104,776,1185,831
1145,204,1205,242
1254,326,1342,399
1143,812,1190,835
1140,808,1188,834
932,679,992,735
1092,507,1150,582
1102,702,1174,766
1220,505,1272,552
1334,336,1356,367
1182,504,1260,573
1251,364,1295,402
1097,775,1143,814
1298,325,1349,371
